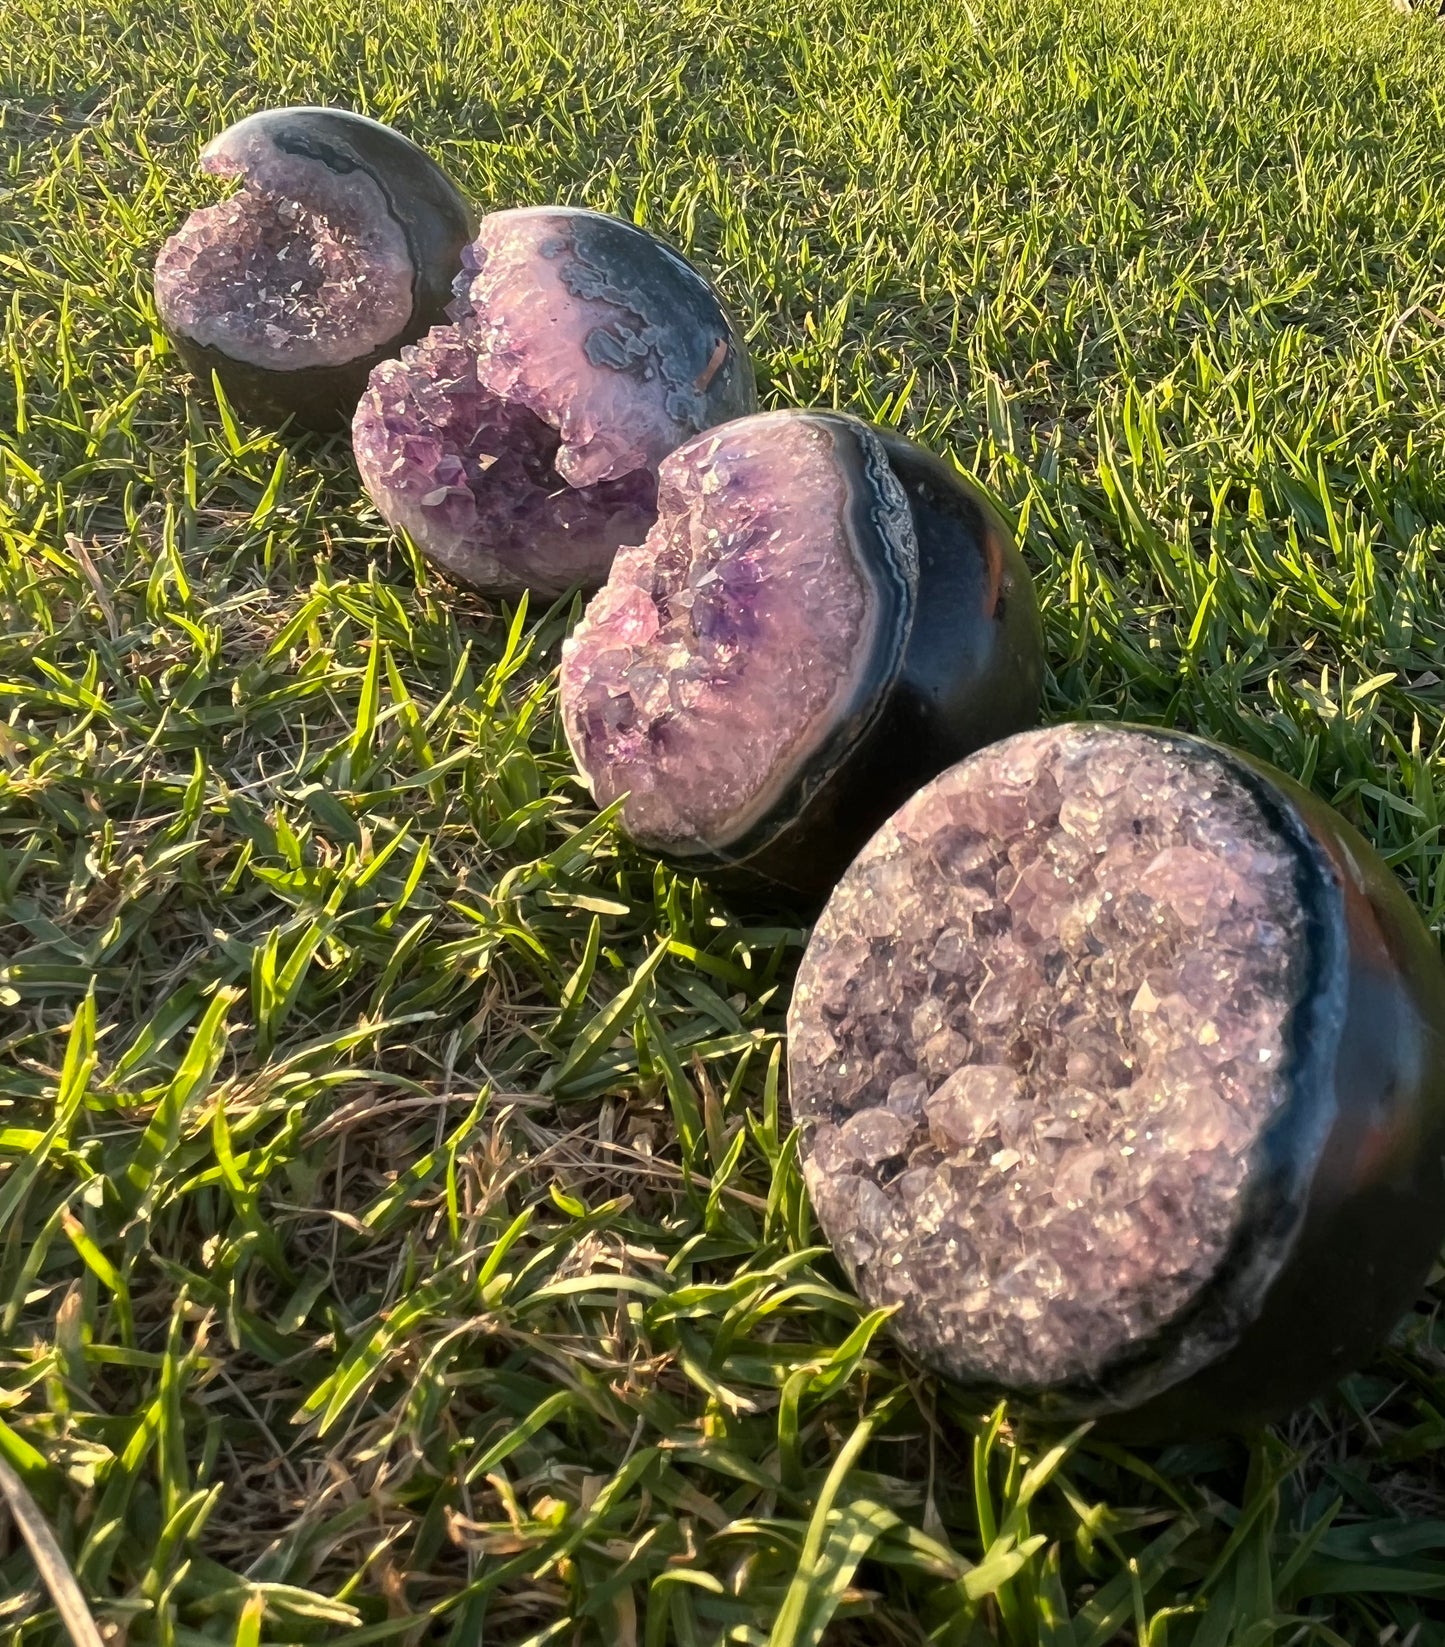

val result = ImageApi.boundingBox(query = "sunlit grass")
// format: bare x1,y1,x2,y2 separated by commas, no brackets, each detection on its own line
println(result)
4,0,1445,1639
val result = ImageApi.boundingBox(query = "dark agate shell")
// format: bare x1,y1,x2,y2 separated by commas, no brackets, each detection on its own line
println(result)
559,409,1044,903
787,722,1445,1439
350,207,757,598
153,107,473,431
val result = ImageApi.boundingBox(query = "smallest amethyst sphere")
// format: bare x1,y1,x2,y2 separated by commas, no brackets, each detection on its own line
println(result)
350,206,757,598
559,409,1044,902
153,107,473,431
788,723,1445,1438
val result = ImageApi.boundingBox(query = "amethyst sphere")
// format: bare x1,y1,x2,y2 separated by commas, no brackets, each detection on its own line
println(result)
350,207,757,598
559,409,1044,902
153,108,473,432
787,723,1445,1438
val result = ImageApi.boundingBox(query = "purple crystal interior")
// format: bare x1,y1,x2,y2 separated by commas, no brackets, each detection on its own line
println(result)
448,222,676,488
153,123,413,371
353,326,658,595
351,207,752,597
561,413,911,850
787,724,1315,1395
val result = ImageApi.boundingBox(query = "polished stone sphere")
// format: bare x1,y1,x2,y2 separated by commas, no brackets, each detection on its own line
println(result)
787,722,1445,1438
351,206,757,598
153,107,473,432
560,408,1044,902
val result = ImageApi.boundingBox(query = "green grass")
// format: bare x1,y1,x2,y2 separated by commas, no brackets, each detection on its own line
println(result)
4,0,1445,1638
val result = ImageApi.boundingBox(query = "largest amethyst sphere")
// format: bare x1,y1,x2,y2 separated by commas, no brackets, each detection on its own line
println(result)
351,207,757,597
154,108,473,431
560,409,1044,902
787,723,1445,1438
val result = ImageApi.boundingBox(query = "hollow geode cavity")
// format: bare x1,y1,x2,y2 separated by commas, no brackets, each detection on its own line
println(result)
153,107,473,431
787,722,1445,1438
350,206,757,598
559,409,1044,901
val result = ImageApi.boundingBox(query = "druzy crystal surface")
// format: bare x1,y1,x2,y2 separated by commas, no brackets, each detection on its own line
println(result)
351,207,756,596
353,326,658,594
788,724,1317,1395
154,123,413,371
560,413,916,849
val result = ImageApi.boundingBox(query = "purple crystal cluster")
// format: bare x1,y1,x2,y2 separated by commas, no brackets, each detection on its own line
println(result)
152,108,473,431
788,724,1312,1396
353,327,658,595
352,206,757,597
155,123,414,372
560,413,905,850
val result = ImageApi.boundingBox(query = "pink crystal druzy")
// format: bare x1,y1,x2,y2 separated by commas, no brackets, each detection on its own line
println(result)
351,207,756,597
559,409,1045,899
153,108,472,430
155,125,412,372
560,411,916,853
788,724,1326,1411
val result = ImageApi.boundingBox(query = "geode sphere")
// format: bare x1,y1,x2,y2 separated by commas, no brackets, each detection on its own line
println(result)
788,723,1445,1439
559,409,1044,902
350,207,757,598
153,107,473,431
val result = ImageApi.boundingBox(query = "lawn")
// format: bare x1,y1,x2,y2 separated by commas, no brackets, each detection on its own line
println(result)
4,0,1445,1639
